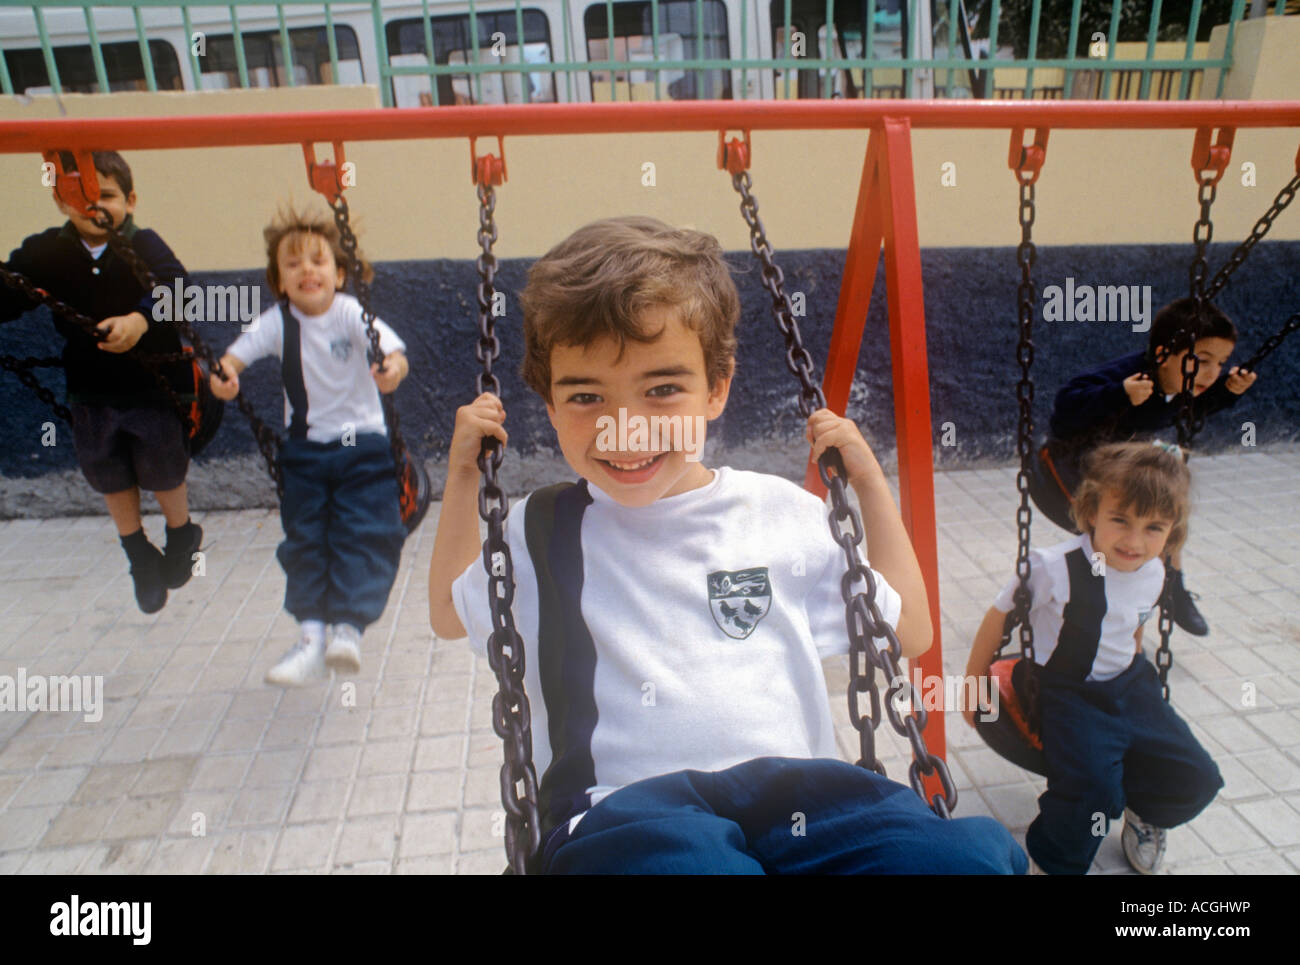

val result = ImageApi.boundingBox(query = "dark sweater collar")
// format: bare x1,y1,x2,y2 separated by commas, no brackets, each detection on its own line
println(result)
57,214,140,251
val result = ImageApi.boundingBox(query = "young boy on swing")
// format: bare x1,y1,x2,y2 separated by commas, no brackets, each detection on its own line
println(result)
210,207,409,687
966,442,1223,875
428,216,1026,874
1030,298,1258,636
1,150,203,614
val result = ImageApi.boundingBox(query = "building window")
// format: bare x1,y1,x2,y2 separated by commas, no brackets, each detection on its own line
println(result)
199,26,362,89
584,1,731,101
4,39,181,94
387,11,555,107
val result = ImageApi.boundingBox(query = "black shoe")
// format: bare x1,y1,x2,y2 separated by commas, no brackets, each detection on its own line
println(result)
1169,568,1209,637
122,534,167,614
162,520,203,590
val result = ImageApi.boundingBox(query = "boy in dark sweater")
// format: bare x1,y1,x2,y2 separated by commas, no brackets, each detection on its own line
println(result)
1029,298,1258,636
1,151,203,613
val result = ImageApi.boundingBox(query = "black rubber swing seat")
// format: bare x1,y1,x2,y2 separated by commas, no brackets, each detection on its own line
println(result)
974,657,1049,777
397,446,433,535
183,348,225,458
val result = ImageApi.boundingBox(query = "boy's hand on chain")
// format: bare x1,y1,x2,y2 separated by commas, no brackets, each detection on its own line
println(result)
96,312,148,353
805,408,886,491
209,368,240,401
1123,371,1155,406
372,352,409,394
1224,365,1257,395
450,392,507,475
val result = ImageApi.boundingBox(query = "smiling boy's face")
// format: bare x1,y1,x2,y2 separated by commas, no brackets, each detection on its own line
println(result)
55,173,135,244
275,231,345,316
546,305,732,508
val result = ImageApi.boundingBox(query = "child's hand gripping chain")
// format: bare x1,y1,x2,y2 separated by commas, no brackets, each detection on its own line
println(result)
95,311,149,353
427,392,508,641
805,407,933,662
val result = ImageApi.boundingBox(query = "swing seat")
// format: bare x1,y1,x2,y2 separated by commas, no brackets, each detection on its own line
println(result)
184,347,225,458
397,446,432,534
974,657,1048,777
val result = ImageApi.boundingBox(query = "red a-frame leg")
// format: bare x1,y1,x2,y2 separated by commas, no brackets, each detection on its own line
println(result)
804,118,947,803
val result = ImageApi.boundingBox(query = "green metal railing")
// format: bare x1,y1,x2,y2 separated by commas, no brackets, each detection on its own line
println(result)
0,0,1286,106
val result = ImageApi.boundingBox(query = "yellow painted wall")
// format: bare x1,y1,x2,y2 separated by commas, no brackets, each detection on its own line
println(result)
2,20,1297,272
1206,15,1300,101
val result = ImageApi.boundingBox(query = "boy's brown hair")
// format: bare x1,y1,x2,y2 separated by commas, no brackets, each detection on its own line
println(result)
263,204,372,296
519,216,739,400
1072,442,1191,556
1147,297,1237,363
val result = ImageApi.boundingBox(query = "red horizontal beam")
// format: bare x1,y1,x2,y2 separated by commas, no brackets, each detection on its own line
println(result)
2,100,1300,153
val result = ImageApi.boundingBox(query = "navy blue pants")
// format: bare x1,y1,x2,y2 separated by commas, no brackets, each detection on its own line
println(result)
277,433,405,630
543,757,1028,875
1027,657,1222,875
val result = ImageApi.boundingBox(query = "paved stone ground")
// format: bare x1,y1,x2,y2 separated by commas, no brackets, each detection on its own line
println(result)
0,447,1296,875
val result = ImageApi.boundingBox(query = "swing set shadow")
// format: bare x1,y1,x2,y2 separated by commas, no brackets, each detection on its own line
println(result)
2,99,1298,868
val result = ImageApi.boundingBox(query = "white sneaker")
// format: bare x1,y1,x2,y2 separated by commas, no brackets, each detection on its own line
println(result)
325,623,362,674
265,627,326,687
1121,807,1167,874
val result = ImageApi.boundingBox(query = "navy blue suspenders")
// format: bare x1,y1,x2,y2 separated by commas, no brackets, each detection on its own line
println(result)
1046,547,1108,680
524,481,600,843
279,301,310,440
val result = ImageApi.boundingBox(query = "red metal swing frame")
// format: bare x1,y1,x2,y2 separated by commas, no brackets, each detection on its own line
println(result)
6,100,1299,805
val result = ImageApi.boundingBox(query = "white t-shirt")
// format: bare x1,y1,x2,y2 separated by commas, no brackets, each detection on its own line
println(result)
451,466,902,826
81,239,107,260
993,531,1164,682
227,292,406,444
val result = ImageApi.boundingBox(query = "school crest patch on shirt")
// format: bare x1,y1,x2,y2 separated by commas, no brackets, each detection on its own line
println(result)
708,567,771,639
330,336,352,362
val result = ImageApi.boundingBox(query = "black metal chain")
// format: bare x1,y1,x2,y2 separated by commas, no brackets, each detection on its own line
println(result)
1153,572,1176,701
1177,178,1213,448
0,264,110,422
0,259,197,371
92,206,283,493
1007,175,1039,720
0,263,108,341
1,252,203,440
473,180,542,873
87,208,202,440
0,353,72,423
1142,166,1223,701
731,171,823,419
1241,312,1300,374
329,196,410,483
1205,168,1300,301
730,168,956,818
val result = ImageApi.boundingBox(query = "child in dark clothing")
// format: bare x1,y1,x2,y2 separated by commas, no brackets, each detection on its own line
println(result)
1030,298,1258,636
1,151,202,613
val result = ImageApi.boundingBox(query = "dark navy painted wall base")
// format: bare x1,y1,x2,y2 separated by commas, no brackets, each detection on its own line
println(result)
3,241,1297,509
